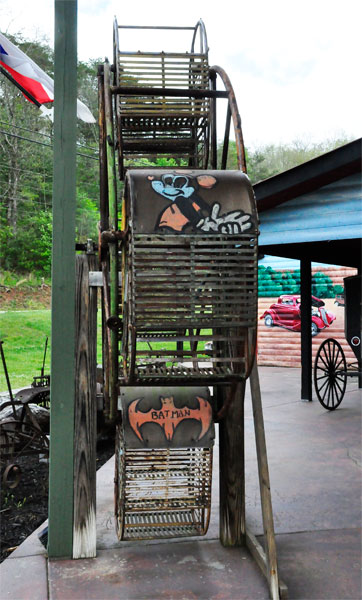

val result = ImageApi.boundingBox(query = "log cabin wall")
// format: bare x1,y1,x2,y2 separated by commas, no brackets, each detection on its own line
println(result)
257,266,358,368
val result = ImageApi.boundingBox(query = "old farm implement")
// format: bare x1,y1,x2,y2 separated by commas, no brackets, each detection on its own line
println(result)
0,341,49,488
314,274,361,410
72,19,287,598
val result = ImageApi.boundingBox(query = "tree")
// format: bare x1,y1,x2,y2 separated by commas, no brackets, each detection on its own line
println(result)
217,136,354,184
0,32,100,275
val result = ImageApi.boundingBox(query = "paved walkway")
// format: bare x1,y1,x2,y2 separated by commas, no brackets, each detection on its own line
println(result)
1,367,361,599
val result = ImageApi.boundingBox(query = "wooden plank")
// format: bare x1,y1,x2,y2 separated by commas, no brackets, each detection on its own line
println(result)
249,362,280,600
48,0,77,559
219,382,246,546
73,254,98,559
246,529,288,599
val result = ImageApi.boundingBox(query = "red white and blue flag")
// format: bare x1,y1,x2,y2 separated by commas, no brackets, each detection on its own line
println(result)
0,32,95,123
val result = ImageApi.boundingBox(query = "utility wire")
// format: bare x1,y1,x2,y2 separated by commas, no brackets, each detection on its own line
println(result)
0,119,52,139
0,162,53,177
0,129,99,161
0,120,98,151
0,171,99,193
1,194,99,205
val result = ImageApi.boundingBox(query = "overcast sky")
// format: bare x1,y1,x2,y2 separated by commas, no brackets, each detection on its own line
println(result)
1,0,361,148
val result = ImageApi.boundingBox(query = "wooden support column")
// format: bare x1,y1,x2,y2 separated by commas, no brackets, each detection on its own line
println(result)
247,363,280,600
48,0,78,558
219,382,245,546
73,254,97,558
301,258,312,401
358,266,362,390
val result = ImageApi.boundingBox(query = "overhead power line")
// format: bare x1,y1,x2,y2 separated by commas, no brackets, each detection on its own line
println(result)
0,129,99,161
0,119,52,139
0,119,98,151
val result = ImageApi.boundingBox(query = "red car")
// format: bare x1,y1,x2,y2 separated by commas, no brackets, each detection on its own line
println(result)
260,295,336,336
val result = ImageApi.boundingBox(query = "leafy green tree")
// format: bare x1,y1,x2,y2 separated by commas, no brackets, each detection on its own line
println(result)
0,32,100,276
3,209,52,274
217,136,353,184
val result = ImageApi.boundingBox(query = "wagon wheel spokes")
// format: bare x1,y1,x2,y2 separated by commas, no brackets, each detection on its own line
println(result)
333,375,345,397
314,338,347,410
1,419,48,463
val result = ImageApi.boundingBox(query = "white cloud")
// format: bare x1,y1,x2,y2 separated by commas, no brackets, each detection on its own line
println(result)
1,0,361,146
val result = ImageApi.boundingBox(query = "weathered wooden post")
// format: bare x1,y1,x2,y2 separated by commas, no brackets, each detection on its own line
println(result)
48,0,78,558
248,364,281,599
73,254,98,558
219,383,245,546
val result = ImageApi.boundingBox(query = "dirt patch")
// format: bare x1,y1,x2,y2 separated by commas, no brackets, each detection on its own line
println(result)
0,285,51,310
0,436,114,563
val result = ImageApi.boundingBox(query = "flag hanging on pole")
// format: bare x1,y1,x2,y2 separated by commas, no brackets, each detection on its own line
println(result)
0,32,95,123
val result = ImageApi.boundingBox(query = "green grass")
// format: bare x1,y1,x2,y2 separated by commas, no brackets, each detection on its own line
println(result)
0,309,103,391
0,310,52,390
0,308,212,391
0,270,51,288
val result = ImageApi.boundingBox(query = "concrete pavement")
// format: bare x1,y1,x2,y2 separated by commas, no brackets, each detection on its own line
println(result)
1,367,361,599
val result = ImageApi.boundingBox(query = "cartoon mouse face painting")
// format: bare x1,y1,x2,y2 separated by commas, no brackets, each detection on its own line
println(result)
148,173,253,234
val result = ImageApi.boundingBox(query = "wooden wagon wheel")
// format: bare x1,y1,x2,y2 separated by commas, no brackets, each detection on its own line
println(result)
314,338,347,410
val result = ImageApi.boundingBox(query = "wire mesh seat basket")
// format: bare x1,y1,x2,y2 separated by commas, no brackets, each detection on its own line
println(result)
115,386,214,540
119,168,259,386
113,19,210,170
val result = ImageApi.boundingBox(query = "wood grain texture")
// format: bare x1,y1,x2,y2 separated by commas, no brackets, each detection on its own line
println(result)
73,254,98,558
250,363,280,599
219,382,246,546
246,529,288,599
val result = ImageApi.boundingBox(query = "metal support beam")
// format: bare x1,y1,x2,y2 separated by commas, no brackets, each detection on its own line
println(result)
301,258,312,400
110,86,228,99
210,71,217,169
48,0,78,558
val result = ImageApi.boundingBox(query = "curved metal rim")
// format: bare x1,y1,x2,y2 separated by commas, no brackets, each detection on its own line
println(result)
191,19,209,55
209,65,247,174
3,463,22,489
314,338,347,410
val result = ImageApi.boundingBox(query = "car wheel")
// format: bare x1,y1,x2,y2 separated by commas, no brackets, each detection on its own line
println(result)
264,315,274,327
311,322,318,336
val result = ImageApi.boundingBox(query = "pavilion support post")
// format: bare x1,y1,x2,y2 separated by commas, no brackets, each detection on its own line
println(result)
358,266,362,390
301,258,312,400
72,254,98,558
48,0,78,558
219,382,245,546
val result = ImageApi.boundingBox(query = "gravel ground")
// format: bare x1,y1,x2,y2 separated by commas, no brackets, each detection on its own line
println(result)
0,419,114,563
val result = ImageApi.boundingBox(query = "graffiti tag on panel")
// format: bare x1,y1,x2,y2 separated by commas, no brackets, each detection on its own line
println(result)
148,173,253,234
128,394,213,443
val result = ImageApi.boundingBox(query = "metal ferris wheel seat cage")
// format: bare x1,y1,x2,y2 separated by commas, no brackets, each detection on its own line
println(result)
120,168,259,386
115,386,214,540
113,19,210,173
